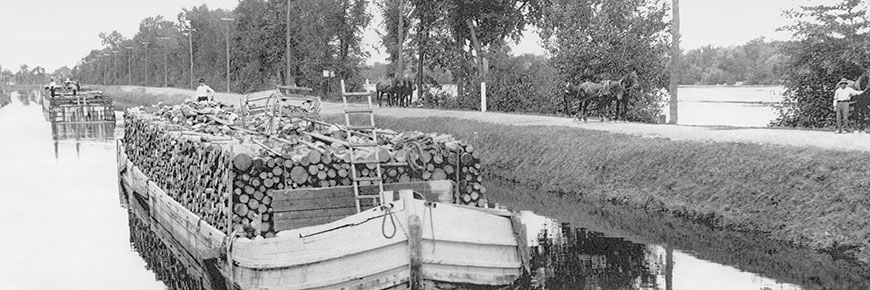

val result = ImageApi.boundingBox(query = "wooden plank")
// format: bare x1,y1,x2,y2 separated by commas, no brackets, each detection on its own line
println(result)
275,207,357,220
273,195,376,212
272,181,451,205
273,216,348,232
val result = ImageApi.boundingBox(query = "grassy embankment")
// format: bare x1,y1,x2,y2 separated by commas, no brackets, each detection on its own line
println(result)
323,115,870,263
95,86,191,111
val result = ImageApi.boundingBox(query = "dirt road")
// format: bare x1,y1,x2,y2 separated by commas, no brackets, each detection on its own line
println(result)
117,86,870,152
324,103,870,153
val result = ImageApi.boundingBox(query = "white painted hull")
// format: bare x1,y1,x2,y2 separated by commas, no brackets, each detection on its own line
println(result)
117,139,528,290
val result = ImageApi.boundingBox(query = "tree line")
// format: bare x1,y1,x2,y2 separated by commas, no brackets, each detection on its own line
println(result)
60,0,870,128
66,0,674,122
679,38,787,86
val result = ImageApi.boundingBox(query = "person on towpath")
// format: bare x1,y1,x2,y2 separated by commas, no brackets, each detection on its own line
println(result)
833,78,864,133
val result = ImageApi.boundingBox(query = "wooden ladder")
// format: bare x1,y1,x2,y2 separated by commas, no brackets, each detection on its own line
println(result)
341,79,386,212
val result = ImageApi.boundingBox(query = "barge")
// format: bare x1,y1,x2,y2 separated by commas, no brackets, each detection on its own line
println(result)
116,86,529,289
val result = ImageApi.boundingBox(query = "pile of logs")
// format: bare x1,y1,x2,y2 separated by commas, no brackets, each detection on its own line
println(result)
123,101,487,239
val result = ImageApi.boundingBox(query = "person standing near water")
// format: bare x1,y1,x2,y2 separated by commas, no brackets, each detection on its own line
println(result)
196,78,215,102
833,78,864,133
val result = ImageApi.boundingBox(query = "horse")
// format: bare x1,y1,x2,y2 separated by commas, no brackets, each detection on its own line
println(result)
851,71,870,131
563,72,637,122
376,78,414,107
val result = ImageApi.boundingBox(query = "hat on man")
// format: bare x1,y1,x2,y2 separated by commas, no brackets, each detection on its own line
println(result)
199,78,205,83
837,78,850,86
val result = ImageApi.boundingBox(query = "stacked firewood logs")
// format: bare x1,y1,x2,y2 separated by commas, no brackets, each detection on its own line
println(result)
123,115,233,233
123,101,487,239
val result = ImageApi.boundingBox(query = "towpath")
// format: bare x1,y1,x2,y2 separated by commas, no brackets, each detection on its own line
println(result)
321,103,870,153
123,86,870,152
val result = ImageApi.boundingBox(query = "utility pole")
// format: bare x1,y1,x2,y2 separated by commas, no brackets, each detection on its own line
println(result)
221,18,235,92
141,41,150,86
669,0,680,124
396,0,404,78
285,0,294,86
112,50,119,85
159,37,171,87
102,53,111,85
182,27,196,89
125,47,133,85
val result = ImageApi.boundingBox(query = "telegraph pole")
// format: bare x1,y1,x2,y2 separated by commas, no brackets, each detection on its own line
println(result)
159,37,171,87
141,41,150,86
125,47,133,85
112,50,119,85
396,0,404,78
669,0,680,124
221,18,235,92
182,27,196,89
286,0,294,85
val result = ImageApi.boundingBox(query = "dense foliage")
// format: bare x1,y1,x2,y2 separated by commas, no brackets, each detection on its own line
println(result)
771,0,870,128
538,0,672,122
679,38,787,85
73,1,371,95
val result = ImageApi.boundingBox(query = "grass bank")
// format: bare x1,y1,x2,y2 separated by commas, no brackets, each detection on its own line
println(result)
323,114,870,262
95,86,190,111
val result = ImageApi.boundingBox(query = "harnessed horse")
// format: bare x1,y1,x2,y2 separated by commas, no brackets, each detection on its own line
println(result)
376,78,414,107
563,72,637,122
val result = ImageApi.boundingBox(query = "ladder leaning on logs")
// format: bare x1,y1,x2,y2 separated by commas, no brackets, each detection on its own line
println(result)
340,79,386,212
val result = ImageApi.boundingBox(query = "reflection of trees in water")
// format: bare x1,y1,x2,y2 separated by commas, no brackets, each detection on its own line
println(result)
16,90,30,105
531,222,667,290
127,210,205,290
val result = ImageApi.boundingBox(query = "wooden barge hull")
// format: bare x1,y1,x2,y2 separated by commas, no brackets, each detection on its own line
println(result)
117,140,528,290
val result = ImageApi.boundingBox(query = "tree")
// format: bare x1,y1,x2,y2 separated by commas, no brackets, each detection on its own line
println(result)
539,0,672,122
772,0,870,128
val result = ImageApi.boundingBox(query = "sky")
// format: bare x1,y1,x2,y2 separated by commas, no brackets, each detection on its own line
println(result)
0,0,826,73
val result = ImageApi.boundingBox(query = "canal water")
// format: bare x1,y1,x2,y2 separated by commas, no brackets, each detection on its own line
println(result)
0,89,867,290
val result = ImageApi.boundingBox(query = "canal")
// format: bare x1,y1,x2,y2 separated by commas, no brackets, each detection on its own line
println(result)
0,89,867,290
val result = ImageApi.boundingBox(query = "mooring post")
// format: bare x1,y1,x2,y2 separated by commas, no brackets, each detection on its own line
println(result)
408,214,422,290
400,189,423,290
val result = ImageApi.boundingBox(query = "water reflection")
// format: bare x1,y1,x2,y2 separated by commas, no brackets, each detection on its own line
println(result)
528,218,666,289
484,179,867,290
51,122,116,141
126,197,208,290
0,91,163,290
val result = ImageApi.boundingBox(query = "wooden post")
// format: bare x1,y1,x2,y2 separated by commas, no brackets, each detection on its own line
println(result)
408,214,422,290
286,0,295,86
669,0,680,124
665,246,676,290
396,0,404,78
480,82,486,112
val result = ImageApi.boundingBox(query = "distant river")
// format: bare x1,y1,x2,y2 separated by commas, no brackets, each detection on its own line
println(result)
671,86,785,127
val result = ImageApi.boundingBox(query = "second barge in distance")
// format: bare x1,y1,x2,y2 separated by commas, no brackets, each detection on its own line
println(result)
117,85,530,290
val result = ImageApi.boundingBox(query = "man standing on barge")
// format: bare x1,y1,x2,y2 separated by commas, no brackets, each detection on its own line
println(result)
196,78,215,102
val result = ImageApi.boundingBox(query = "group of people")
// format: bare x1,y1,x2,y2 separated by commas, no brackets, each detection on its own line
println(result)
833,77,869,133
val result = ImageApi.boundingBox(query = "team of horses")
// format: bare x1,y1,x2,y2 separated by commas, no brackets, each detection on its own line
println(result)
563,71,638,122
375,78,414,107
370,72,640,120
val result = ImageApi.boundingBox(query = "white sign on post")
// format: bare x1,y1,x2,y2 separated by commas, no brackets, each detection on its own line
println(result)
480,82,487,112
